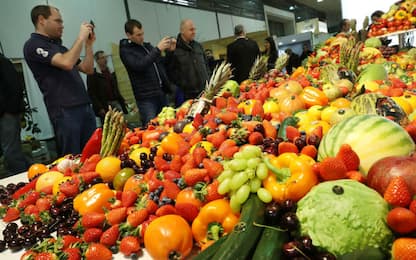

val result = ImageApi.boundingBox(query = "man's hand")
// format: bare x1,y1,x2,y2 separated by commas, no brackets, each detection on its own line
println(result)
78,22,94,42
168,38,177,51
157,37,172,52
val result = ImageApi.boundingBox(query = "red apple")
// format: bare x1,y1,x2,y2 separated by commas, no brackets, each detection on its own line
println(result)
367,155,416,196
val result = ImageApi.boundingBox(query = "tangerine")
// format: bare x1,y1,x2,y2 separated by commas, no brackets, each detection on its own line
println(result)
123,174,146,194
95,156,122,183
27,163,49,180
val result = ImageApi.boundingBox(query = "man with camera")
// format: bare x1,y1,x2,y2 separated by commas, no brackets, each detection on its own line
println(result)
119,19,175,127
23,5,96,157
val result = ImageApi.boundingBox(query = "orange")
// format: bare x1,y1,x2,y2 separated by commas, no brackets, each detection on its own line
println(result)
95,156,122,183
27,163,49,180
35,171,64,194
123,174,146,194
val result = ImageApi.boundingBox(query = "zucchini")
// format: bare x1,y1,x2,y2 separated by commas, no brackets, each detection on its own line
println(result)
193,235,228,260
252,225,289,260
212,194,265,259
277,116,299,140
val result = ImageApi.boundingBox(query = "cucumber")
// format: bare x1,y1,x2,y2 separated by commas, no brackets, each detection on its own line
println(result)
212,194,265,259
193,235,228,260
252,225,289,260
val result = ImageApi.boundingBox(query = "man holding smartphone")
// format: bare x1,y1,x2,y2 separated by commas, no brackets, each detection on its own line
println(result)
23,5,96,157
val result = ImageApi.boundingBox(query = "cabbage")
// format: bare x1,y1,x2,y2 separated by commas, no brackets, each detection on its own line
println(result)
357,64,387,86
364,37,382,48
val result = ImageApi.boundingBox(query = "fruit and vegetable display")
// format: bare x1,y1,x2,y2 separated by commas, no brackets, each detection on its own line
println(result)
2,16,416,260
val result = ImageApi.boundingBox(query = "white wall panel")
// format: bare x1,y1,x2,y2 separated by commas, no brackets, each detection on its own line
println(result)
128,0,160,45
218,13,234,38
155,4,181,39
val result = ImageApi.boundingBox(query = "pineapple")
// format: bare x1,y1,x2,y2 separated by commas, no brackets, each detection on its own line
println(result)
248,56,268,81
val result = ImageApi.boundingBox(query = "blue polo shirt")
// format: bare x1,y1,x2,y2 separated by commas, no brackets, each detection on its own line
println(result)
23,33,90,119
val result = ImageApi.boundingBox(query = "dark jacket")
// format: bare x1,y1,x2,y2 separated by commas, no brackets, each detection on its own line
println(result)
166,35,209,99
86,68,128,116
227,37,260,83
262,51,278,71
0,54,25,116
119,39,170,100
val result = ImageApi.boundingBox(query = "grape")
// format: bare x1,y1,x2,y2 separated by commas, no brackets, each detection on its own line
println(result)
230,171,248,190
249,178,261,192
236,184,251,204
232,151,245,159
240,145,262,158
217,169,234,183
247,157,261,169
217,178,231,195
229,194,241,213
255,162,268,180
229,159,247,172
244,168,255,179
257,188,272,203
221,161,231,171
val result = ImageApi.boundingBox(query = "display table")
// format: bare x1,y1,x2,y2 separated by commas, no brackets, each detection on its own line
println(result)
0,173,154,260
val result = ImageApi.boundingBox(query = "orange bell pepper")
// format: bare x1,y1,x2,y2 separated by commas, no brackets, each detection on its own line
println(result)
191,199,240,250
73,183,115,215
263,153,318,202
299,86,328,108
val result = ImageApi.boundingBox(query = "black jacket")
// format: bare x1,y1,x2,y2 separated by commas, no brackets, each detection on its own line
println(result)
119,39,170,100
0,54,25,116
86,68,127,116
166,35,209,99
227,37,260,83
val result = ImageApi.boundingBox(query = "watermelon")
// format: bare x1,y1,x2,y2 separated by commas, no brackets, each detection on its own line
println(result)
318,114,415,175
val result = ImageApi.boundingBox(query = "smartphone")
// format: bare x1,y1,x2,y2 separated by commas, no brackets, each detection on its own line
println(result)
89,20,95,39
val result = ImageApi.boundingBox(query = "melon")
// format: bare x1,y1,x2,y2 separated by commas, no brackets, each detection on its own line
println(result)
318,114,415,175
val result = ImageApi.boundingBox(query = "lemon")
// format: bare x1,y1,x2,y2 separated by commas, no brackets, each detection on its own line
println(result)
36,171,64,194
129,147,151,166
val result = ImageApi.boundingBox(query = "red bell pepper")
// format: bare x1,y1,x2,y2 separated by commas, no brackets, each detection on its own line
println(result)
12,177,38,200
80,128,103,162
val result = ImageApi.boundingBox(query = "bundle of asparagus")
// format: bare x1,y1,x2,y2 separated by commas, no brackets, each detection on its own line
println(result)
100,107,126,157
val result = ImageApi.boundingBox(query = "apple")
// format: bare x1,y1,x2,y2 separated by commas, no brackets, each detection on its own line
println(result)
367,155,416,196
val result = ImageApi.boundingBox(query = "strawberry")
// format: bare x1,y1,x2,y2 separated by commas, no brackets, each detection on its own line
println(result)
169,155,183,172
3,207,20,222
392,238,416,260
119,236,141,256
163,170,181,181
300,145,318,159
35,197,52,212
202,158,223,179
205,180,224,202
145,199,158,215
346,170,366,183
192,146,208,165
83,228,103,243
336,144,360,171
386,207,416,234
85,243,113,260
410,199,416,214
248,132,264,145
81,212,106,228
384,176,412,207
251,100,264,118
63,247,81,260
21,250,37,260
156,204,177,217
162,180,180,200
35,252,57,260
189,131,203,147
106,207,127,226
121,190,137,208
318,157,348,181
180,158,196,175
278,141,299,155
206,130,227,149
285,125,300,142
215,96,227,109
183,168,208,186
99,224,120,246
154,156,170,172
192,113,204,129
175,203,199,222
126,209,148,228
62,235,81,249
217,111,238,124
221,146,239,159
59,180,79,197
72,171,100,184
18,191,40,208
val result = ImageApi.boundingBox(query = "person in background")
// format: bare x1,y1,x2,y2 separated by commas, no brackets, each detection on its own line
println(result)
226,24,260,83
0,53,32,178
339,18,351,34
87,51,127,124
285,48,301,75
300,43,313,63
166,19,210,105
262,36,278,71
23,5,96,157
205,49,218,74
119,19,173,126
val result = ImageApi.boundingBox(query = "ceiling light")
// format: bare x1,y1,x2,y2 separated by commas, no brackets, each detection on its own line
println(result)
289,6,295,10
297,16,302,20
317,0,324,2
291,39,297,42
278,42,283,45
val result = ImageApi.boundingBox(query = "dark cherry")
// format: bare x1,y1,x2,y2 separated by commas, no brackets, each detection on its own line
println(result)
50,207,60,217
6,222,18,232
0,240,6,252
280,212,299,231
17,225,30,236
7,238,22,251
314,252,337,260
282,241,302,258
253,124,265,135
281,199,297,213
6,183,16,193
16,182,27,189
23,237,37,248
298,236,314,254
139,152,148,160
264,201,281,225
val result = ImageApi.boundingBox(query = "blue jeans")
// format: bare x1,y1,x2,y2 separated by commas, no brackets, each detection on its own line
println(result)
136,94,168,126
51,104,97,157
0,113,31,177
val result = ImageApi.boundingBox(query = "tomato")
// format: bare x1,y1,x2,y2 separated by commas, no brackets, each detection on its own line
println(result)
113,168,135,191
393,19,402,27
144,215,193,260
279,95,305,115
388,26,397,33
176,188,203,209
387,21,395,28
123,174,147,194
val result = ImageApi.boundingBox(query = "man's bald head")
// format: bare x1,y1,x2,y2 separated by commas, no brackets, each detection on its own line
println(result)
180,19,196,43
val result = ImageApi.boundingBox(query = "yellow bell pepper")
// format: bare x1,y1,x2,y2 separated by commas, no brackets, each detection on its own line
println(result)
191,199,240,250
263,153,318,202
73,183,115,215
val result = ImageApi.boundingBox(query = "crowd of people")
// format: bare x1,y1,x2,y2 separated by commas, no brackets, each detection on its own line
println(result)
1,4,296,177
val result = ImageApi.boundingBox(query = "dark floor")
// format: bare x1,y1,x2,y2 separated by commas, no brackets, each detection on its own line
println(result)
0,138,58,179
